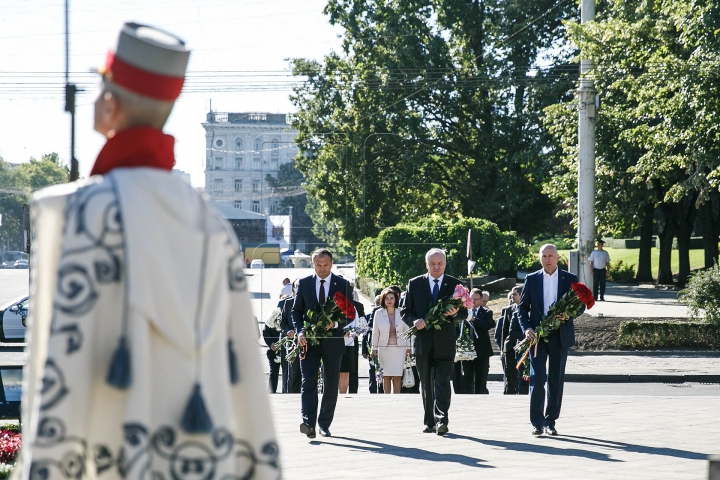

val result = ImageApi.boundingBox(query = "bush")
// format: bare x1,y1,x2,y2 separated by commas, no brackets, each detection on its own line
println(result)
617,321,720,349
356,215,532,288
678,262,720,325
607,260,635,283
529,236,575,251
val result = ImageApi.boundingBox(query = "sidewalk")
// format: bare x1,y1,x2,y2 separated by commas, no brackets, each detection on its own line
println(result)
583,282,689,318
270,390,720,479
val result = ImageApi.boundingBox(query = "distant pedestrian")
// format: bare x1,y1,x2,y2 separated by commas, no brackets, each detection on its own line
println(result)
466,289,495,394
362,295,384,393
589,239,611,301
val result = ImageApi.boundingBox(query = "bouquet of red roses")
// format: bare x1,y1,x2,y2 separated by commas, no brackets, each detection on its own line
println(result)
515,281,594,370
303,291,356,347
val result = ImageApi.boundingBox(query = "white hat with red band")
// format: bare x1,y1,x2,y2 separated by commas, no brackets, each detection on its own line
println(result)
97,22,190,102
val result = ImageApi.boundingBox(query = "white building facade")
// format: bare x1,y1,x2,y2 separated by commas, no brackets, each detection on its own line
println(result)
202,111,298,216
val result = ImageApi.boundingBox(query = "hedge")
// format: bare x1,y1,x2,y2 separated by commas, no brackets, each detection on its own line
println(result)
617,321,720,349
356,215,533,289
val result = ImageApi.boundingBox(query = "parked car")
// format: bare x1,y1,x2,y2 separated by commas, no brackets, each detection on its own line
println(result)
13,259,28,269
0,296,28,341
1,251,27,269
250,259,265,269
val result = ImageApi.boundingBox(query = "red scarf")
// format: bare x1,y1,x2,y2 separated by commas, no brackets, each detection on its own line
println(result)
90,127,175,176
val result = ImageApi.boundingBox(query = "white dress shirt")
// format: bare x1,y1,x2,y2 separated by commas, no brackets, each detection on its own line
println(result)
542,268,559,315
589,250,611,269
428,274,444,293
315,273,338,328
316,273,333,302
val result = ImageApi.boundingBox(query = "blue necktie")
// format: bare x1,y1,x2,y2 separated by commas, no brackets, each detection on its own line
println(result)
432,279,440,303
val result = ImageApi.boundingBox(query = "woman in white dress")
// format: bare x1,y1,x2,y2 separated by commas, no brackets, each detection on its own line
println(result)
371,287,410,393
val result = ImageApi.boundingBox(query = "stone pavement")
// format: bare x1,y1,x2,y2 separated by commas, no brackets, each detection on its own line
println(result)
269,387,720,479
583,282,689,318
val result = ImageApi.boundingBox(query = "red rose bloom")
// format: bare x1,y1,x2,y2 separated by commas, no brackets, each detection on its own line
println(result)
571,282,595,310
333,292,356,318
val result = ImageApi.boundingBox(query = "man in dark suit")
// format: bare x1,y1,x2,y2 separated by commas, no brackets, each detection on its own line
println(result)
467,289,495,394
518,244,582,436
279,288,301,393
508,311,529,394
293,249,354,439
495,287,522,394
401,248,468,436
362,296,383,393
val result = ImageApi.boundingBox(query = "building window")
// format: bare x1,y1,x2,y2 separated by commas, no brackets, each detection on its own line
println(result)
252,201,260,213
234,200,242,209
271,139,280,158
254,138,261,152
234,179,242,192
214,179,223,191
235,138,243,151
252,180,260,192
215,139,224,148
215,157,223,170
270,202,278,214
253,157,261,170
235,157,243,170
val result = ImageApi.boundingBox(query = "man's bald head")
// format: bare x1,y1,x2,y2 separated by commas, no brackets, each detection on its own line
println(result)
539,244,559,274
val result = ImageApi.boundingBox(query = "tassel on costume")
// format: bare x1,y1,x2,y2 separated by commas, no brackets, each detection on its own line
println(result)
106,336,131,388
181,383,214,434
228,339,240,384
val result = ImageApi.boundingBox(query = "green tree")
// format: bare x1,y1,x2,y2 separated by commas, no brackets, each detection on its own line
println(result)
544,0,720,286
290,0,577,248
0,153,68,251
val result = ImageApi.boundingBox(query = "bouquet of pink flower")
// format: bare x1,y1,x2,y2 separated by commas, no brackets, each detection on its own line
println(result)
400,284,473,339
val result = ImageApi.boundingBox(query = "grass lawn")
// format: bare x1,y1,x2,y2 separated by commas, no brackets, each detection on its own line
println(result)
556,247,708,279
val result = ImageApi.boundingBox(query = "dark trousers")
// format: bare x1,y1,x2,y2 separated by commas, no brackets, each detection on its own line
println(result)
529,333,567,428
284,356,301,393
368,359,381,393
593,268,607,299
501,353,518,394
473,356,490,394
349,340,359,394
416,350,453,428
300,345,343,429
266,349,280,393
453,361,475,394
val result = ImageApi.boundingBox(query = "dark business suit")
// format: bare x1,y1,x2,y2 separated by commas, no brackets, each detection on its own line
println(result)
469,306,495,394
401,274,468,429
518,268,580,429
349,301,365,394
508,310,529,394
262,325,281,393
362,306,383,393
279,296,300,393
495,304,518,394
292,273,353,430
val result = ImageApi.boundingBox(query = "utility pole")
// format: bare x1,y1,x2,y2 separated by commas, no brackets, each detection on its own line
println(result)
65,0,79,181
577,0,596,285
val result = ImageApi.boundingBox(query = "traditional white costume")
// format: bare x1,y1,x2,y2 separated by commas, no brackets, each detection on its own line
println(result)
17,168,279,480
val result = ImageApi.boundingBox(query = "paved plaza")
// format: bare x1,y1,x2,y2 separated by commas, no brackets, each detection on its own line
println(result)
270,387,720,479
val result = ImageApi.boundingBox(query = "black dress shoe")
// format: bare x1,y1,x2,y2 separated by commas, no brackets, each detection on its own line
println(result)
436,423,448,436
319,427,331,437
532,426,543,436
545,426,558,436
300,423,316,439
423,426,435,433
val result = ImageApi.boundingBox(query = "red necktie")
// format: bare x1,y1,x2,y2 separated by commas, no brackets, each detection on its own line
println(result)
319,279,326,305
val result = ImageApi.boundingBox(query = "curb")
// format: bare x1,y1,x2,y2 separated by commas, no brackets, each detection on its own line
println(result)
487,373,720,383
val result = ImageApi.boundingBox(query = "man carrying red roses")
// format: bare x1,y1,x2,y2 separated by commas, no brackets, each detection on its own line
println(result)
518,244,585,436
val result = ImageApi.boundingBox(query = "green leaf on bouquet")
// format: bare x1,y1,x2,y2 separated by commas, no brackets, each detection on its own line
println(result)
434,325,441,330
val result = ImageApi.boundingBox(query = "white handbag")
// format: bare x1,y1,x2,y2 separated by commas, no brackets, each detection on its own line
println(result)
402,360,415,388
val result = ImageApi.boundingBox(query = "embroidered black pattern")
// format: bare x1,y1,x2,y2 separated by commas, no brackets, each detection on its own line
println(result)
30,178,280,479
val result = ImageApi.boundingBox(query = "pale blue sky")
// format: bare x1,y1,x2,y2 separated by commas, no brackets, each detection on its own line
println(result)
0,0,343,186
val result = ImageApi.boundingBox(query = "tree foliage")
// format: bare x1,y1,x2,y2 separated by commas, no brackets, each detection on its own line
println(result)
356,214,532,287
290,0,578,248
0,153,68,250
543,0,720,286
